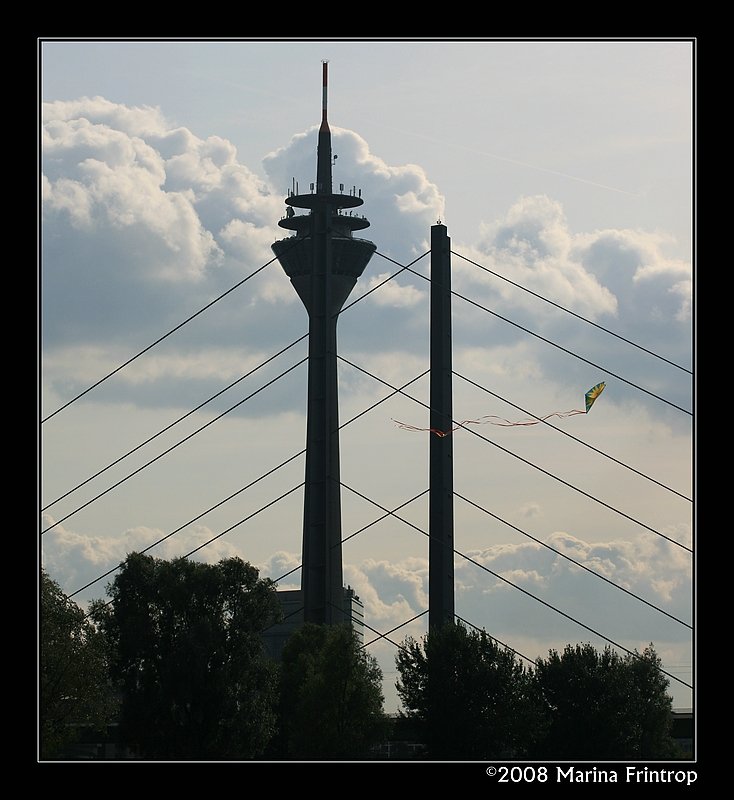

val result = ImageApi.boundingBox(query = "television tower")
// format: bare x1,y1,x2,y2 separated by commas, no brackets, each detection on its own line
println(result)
272,62,376,625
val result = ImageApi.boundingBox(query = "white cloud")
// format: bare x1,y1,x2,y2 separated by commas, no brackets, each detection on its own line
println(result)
41,97,288,294
42,97,691,429
43,96,170,138
363,272,426,308
42,111,223,283
465,195,618,320
41,514,244,604
456,530,691,641
458,194,692,330
259,550,302,591
573,227,692,323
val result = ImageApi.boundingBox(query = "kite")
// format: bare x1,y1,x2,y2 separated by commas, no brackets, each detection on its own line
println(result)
583,381,606,413
393,381,606,438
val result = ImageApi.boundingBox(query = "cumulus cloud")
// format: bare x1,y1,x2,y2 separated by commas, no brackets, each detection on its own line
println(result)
237,530,691,650
461,195,619,320
446,194,692,424
456,194,692,331
43,105,224,283
456,530,692,644
362,273,426,308
258,550,302,591
41,98,284,346
573,226,692,323
42,97,691,431
41,513,244,605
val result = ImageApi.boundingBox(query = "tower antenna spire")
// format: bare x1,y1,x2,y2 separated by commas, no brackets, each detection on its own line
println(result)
321,60,329,130
316,60,332,194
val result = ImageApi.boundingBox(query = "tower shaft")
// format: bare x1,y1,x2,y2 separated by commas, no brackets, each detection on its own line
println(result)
429,223,455,630
272,62,376,626
301,202,344,624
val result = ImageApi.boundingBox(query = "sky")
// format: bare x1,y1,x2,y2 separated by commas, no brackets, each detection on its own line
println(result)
39,38,695,716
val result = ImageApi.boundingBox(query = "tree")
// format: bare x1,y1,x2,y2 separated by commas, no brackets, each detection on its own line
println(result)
395,623,543,759
626,644,681,758
532,642,679,759
275,623,389,759
91,552,281,760
40,569,117,758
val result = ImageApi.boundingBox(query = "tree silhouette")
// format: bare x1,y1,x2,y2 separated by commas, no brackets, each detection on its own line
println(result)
532,642,679,759
275,623,389,759
40,569,117,758
91,552,281,759
396,622,543,759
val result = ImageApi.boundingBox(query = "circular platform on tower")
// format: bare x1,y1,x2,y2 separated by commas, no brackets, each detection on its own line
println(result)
285,192,364,210
279,212,371,233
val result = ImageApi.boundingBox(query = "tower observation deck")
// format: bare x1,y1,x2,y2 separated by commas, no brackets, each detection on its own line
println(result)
272,62,376,626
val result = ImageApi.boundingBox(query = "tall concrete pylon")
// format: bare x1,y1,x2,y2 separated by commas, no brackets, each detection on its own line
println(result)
272,62,376,625
428,222,455,630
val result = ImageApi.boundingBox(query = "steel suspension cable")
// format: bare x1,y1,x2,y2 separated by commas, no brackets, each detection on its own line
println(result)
83,483,305,621
338,250,429,316
361,610,429,650
337,354,692,553
458,547,691,689
340,480,691,690
454,371,692,502
400,263,692,416
452,249,693,375
454,491,691,629
178,483,305,561
68,370,432,597
41,358,308,535
68,448,307,599
43,334,309,512
41,248,295,423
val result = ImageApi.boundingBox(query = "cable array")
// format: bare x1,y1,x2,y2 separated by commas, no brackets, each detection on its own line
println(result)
67,369,432,599
454,371,691,502
337,353,691,553
44,239,692,706
338,479,691,690
41,357,308,535
41,246,300,423
380,254,692,417
451,249,693,375
42,334,309,512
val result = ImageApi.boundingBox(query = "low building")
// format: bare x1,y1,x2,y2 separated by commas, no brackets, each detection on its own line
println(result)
262,585,365,661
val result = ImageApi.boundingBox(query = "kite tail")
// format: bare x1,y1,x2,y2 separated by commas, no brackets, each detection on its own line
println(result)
391,419,457,437
392,408,588,437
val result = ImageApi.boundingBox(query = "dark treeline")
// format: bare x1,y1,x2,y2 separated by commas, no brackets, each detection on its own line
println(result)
40,555,685,760
395,623,684,760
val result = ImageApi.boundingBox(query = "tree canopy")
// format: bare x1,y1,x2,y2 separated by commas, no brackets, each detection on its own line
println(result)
40,569,117,758
274,623,389,759
396,623,542,759
91,552,281,760
396,625,680,760
533,642,678,759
